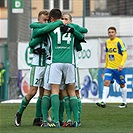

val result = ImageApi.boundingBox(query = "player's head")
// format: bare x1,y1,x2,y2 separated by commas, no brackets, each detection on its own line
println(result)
108,26,117,40
62,13,72,24
49,8,62,22
38,10,49,23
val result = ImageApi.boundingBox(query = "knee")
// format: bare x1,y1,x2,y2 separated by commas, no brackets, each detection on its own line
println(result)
68,91,76,97
28,87,38,98
120,84,125,88
104,80,110,87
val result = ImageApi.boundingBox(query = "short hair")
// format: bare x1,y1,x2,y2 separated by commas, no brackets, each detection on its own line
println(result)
108,27,117,32
62,13,72,20
38,10,49,18
49,8,62,19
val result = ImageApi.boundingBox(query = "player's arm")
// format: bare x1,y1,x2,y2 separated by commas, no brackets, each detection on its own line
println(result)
29,36,43,48
29,22,48,48
119,41,128,67
60,25,83,51
73,29,84,40
105,54,108,69
74,39,82,51
120,50,128,67
30,22,48,28
60,24,84,42
77,26,88,33
67,24,86,41
104,43,108,69
66,24,84,40
71,23,88,33
33,20,63,38
118,50,127,71
29,26,44,48
72,24,88,51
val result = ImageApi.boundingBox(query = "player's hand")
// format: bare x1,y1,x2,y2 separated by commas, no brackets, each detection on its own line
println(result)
33,48,46,55
118,65,123,71
60,25,74,34
79,37,87,43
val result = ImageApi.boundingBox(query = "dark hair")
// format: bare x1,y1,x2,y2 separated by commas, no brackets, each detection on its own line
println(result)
62,13,72,20
108,26,117,32
49,8,62,19
38,10,49,18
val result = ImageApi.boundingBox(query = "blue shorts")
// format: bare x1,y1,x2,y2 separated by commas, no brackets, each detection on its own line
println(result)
104,68,126,84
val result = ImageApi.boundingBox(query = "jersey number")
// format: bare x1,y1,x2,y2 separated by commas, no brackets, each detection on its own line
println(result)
54,27,71,44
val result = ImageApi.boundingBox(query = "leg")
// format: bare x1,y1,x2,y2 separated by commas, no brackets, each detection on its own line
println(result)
75,90,82,126
51,84,60,123
41,89,51,123
35,87,44,118
59,90,65,126
119,84,127,108
67,83,79,127
33,87,44,126
96,80,110,108
15,86,38,126
62,89,72,127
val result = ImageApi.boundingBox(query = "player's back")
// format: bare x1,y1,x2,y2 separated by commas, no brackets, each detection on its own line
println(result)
48,26,75,64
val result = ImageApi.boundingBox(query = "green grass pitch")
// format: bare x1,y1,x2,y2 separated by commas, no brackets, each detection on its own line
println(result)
0,103,133,133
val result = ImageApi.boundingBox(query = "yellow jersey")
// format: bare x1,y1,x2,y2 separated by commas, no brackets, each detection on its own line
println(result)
105,37,127,69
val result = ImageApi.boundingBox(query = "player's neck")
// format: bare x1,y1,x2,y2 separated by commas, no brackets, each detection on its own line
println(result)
110,36,116,40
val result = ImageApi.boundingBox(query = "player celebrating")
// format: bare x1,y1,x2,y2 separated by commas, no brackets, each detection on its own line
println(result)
14,10,50,127
30,22,66,127
47,9,85,128
34,8,84,128
61,13,88,127
96,26,128,108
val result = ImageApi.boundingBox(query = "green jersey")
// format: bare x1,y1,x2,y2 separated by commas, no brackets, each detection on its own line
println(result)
29,23,48,66
70,23,88,33
49,27,75,63
70,23,88,52
31,20,84,64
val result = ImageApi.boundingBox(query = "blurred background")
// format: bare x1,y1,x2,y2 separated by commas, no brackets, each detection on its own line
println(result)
0,0,133,102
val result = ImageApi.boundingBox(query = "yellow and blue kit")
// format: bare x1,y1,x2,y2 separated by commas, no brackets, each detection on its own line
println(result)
105,37,127,69
104,37,128,84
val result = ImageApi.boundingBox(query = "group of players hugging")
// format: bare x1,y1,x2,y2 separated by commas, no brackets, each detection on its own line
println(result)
14,8,88,128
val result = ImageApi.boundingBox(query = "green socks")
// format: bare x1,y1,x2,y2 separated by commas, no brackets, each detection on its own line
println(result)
35,97,42,118
64,96,72,121
59,99,65,122
51,94,60,123
41,95,51,122
77,97,82,122
17,96,29,114
70,96,78,122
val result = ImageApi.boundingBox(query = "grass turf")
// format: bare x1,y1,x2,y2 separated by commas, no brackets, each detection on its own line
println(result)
0,103,133,133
